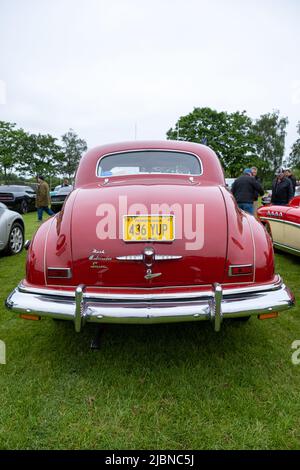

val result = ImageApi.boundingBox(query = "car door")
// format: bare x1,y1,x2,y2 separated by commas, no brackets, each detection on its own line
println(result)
284,203,300,252
0,204,8,251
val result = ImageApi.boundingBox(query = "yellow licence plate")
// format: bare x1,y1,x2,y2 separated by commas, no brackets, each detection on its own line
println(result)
123,215,174,242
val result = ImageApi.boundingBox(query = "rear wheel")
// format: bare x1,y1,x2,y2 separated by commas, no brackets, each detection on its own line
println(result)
20,199,28,214
6,222,24,255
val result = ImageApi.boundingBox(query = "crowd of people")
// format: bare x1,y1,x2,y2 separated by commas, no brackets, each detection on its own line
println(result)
231,167,297,215
35,169,297,222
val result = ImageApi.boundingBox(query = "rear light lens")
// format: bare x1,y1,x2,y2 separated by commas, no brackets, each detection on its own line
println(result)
229,265,253,276
258,312,279,320
20,314,41,321
47,267,72,279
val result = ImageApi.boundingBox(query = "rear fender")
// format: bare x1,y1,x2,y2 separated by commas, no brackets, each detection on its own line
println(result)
220,188,274,283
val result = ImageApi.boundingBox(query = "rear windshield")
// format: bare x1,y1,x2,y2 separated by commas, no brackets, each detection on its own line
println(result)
97,151,202,177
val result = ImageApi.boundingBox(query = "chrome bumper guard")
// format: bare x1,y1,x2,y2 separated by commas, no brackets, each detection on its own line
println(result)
5,277,294,332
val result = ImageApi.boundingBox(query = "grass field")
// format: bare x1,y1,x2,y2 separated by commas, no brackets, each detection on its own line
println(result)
0,212,300,450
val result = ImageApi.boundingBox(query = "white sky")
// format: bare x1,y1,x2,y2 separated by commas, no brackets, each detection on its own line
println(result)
0,0,299,156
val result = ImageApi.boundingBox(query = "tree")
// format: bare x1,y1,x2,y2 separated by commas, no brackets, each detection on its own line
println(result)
252,111,288,177
166,107,255,176
19,133,64,179
60,129,87,179
0,121,26,180
0,122,88,184
289,121,300,170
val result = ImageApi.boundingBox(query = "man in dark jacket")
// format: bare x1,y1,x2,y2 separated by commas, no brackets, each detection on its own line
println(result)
231,168,264,215
251,166,262,216
284,168,296,196
271,169,293,205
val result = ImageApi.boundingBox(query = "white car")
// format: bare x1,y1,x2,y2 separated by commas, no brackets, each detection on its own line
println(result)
0,203,24,255
225,178,235,190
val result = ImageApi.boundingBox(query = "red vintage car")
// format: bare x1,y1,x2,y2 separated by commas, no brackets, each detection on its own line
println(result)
258,195,300,256
6,141,294,333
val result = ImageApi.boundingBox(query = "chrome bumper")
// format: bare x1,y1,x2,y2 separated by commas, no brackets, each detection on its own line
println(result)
5,277,295,332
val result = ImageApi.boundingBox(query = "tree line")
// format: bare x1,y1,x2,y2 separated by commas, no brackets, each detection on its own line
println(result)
0,121,87,185
167,108,300,184
1,108,300,187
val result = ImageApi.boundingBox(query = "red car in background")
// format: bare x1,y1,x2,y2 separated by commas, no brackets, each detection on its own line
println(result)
258,195,300,256
6,140,294,334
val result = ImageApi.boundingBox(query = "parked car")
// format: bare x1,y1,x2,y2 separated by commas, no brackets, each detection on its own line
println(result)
258,195,300,256
225,178,235,190
6,141,294,333
262,186,300,207
0,203,24,255
0,185,36,214
261,190,272,205
50,185,62,197
50,185,73,212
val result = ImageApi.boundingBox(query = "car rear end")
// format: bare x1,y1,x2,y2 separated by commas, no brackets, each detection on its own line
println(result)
5,142,295,332
0,189,15,210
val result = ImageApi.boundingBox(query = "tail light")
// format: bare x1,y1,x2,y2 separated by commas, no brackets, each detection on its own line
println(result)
229,264,253,276
47,267,72,279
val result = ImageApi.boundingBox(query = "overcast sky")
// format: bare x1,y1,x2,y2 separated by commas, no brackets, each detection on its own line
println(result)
0,0,299,158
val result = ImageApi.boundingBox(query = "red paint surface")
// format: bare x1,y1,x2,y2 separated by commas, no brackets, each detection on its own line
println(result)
24,141,275,291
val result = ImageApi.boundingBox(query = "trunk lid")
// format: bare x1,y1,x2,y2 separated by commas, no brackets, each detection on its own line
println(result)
70,178,228,287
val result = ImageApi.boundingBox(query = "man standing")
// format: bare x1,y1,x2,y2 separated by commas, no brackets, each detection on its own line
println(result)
231,168,264,215
271,169,293,205
36,175,54,221
284,168,296,197
251,166,261,216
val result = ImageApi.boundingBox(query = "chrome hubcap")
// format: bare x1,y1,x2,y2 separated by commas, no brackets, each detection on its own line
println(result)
10,227,23,253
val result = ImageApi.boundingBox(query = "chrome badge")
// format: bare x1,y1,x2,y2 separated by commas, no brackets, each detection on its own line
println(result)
144,269,162,280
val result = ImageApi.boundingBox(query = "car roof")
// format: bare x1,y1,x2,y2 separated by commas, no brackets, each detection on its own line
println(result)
56,186,73,194
0,185,33,190
75,140,225,188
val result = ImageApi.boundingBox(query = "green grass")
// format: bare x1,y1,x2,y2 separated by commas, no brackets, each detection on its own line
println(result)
0,212,300,449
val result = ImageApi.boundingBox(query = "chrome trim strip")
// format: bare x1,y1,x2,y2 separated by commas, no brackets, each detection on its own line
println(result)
247,215,256,282
260,217,300,229
44,215,57,286
116,254,182,261
17,276,283,300
155,255,182,260
273,242,300,256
